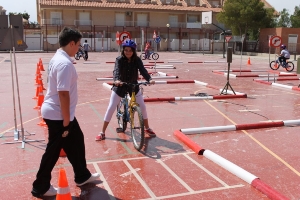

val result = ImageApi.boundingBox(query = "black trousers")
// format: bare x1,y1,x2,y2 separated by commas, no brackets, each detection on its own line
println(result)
84,51,88,59
32,117,91,195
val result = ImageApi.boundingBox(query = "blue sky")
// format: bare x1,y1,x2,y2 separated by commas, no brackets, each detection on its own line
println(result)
0,0,299,23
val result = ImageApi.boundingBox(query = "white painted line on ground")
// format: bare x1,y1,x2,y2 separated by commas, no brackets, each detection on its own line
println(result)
238,109,260,112
123,160,157,199
183,154,229,187
93,163,116,200
156,159,194,192
140,184,244,200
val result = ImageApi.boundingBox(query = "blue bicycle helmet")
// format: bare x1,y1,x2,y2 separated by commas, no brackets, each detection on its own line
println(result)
280,44,286,49
122,39,137,49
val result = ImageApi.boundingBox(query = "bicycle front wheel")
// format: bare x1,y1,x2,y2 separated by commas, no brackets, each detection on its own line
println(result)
152,53,159,60
117,101,127,132
74,53,80,60
140,53,146,60
285,62,294,72
130,105,145,151
269,61,279,70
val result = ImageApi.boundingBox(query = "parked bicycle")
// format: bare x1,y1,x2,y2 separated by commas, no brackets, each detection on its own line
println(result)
269,56,294,72
140,51,159,60
116,82,149,151
74,49,87,61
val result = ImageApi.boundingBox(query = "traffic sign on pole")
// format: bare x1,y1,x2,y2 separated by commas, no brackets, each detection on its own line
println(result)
269,36,282,47
153,30,157,39
225,36,232,43
119,31,131,44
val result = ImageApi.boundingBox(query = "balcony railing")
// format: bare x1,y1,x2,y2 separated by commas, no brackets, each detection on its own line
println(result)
41,19,64,25
74,20,93,26
115,21,149,27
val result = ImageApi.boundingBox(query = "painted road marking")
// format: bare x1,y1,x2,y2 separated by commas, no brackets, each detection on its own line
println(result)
87,152,245,199
238,109,260,112
204,100,300,177
93,163,116,200
156,159,194,192
123,160,157,199
183,154,229,187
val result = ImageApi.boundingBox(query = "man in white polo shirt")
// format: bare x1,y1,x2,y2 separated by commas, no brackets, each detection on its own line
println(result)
31,27,100,198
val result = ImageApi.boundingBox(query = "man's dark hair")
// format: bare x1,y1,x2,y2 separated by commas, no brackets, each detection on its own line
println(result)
59,27,82,47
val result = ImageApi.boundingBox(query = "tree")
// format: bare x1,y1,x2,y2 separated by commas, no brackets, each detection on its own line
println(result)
290,5,300,28
276,9,291,27
217,0,275,38
8,11,30,21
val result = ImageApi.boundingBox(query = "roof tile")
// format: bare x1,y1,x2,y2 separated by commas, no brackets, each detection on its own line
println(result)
40,0,222,12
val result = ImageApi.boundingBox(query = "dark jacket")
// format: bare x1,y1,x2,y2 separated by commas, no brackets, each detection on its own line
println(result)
112,55,151,98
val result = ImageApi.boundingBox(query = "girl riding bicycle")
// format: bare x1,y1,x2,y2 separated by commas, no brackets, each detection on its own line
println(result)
95,39,156,141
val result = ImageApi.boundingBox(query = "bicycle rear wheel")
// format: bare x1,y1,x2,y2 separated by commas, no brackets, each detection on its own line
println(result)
285,61,294,72
152,53,159,60
269,61,279,70
130,105,145,151
116,100,127,132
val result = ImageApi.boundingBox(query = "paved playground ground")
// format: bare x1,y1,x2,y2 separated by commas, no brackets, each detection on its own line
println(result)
0,51,299,199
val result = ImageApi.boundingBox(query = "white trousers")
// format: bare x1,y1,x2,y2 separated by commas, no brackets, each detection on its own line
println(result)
104,90,148,122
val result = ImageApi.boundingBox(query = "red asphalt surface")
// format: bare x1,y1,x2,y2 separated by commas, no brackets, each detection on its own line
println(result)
0,51,300,200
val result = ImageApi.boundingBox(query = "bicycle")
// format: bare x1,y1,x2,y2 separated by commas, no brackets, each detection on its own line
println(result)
140,51,159,60
74,49,87,61
269,56,294,72
116,82,149,151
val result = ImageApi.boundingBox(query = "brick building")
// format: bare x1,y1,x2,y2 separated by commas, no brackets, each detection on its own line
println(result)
259,28,300,55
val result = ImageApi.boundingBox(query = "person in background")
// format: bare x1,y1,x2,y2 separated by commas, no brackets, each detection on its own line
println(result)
144,41,151,60
95,39,156,141
277,44,290,67
82,39,91,60
31,27,100,198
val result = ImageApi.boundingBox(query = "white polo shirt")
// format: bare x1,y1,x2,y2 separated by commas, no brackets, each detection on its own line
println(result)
281,49,290,59
41,49,78,120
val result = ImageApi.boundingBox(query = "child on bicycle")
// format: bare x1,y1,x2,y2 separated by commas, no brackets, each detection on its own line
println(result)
95,39,156,141
277,44,290,67
144,41,151,60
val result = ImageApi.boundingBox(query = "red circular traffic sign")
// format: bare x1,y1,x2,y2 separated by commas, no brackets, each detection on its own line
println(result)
119,31,131,44
269,36,282,47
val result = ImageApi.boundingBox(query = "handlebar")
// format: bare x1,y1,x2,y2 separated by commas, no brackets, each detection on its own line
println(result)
113,82,150,87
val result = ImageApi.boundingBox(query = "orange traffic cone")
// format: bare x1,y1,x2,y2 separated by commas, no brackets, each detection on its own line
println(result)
57,168,72,200
247,57,251,65
60,149,67,157
35,63,41,84
39,58,45,71
34,86,44,110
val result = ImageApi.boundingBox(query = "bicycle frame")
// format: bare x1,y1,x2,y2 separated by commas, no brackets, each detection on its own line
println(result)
129,90,140,126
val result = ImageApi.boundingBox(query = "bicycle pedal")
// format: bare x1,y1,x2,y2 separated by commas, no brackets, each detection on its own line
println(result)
116,128,123,133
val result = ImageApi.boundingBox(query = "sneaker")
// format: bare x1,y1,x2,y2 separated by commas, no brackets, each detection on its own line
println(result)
145,128,156,137
44,185,57,196
95,132,105,141
76,173,100,186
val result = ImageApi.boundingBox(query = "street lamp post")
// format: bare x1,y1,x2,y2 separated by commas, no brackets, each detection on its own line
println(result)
166,23,170,51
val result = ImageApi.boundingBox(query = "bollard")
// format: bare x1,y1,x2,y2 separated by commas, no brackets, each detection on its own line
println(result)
294,52,297,61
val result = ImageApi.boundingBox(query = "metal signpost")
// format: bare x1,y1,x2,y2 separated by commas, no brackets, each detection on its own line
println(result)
239,34,245,75
220,47,235,95
154,35,161,73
